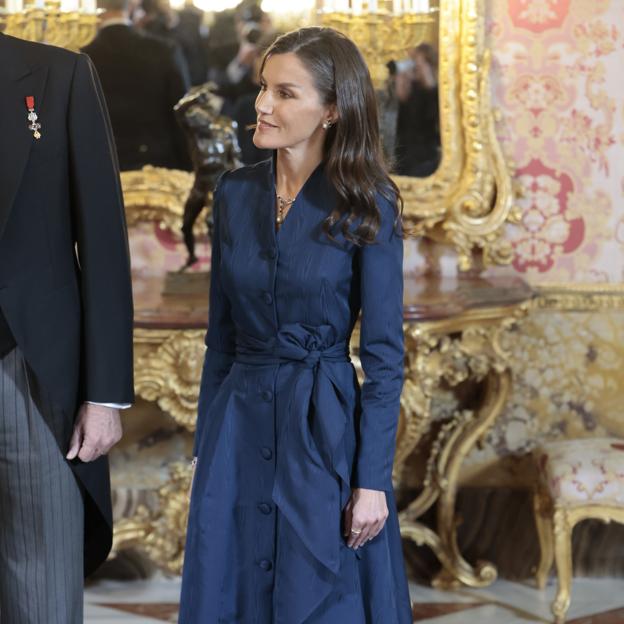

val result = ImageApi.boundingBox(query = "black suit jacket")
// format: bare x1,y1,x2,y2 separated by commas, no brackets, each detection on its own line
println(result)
0,33,134,575
82,24,192,171
143,7,208,87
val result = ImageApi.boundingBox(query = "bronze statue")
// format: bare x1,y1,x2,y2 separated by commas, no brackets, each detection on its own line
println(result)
174,84,242,270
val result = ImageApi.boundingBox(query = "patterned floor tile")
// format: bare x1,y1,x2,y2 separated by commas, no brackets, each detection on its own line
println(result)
412,601,485,621
84,577,624,623
96,603,178,622
568,607,624,624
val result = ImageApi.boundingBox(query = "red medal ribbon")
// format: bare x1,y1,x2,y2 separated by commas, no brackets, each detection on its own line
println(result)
25,95,41,139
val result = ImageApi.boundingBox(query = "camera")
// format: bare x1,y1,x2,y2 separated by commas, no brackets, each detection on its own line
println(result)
386,59,415,76
241,22,263,45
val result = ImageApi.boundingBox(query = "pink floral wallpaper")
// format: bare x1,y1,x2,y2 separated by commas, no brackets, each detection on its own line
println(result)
400,1,624,468
488,0,624,283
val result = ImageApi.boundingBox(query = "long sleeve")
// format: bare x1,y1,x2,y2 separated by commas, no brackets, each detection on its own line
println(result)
68,53,134,404
352,196,404,492
193,176,236,455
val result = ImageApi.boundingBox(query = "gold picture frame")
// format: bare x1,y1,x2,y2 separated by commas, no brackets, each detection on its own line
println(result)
392,0,519,270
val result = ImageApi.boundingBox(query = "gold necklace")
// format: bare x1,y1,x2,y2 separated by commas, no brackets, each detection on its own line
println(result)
276,193,296,226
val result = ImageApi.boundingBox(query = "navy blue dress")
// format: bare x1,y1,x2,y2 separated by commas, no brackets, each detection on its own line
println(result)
179,157,412,624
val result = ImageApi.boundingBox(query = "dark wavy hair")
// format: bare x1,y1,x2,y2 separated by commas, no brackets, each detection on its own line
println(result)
260,27,403,245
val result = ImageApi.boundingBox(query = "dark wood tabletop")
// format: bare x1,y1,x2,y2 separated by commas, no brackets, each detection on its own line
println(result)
403,274,535,322
132,270,534,330
133,272,209,330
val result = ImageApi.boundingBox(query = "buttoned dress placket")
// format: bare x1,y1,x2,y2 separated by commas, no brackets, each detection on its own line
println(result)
262,186,303,619
252,221,281,620
267,194,290,619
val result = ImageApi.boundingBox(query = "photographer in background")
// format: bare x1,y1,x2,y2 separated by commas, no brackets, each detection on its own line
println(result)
217,3,273,117
392,43,440,177
230,31,282,164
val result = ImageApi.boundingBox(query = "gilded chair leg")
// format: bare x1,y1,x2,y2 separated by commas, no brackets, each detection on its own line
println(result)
432,370,509,588
533,489,554,589
552,508,573,624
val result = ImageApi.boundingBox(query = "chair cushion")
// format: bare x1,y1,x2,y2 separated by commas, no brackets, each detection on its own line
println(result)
536,438,624,505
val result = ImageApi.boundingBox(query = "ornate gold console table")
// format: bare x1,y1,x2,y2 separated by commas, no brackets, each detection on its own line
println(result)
396,276,534,589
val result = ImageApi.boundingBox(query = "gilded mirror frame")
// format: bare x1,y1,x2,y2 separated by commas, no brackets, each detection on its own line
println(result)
391,0,519,270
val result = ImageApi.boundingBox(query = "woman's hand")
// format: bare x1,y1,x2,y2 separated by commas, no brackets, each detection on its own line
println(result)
343,488,389,549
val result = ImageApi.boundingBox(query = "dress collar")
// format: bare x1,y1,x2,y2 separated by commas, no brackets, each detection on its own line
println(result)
266,150,327,200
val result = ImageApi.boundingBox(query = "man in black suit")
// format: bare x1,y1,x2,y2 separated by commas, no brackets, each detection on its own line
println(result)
82,0,192,171
140,0,208,87
0,32,133,623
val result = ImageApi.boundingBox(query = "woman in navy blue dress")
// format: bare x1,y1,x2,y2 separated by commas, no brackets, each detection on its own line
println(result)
180,27,412,624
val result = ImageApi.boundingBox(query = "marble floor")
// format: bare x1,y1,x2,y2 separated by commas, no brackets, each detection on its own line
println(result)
85,575,624,623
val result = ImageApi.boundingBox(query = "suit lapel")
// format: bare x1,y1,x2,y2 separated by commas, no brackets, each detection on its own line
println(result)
0,37,49,241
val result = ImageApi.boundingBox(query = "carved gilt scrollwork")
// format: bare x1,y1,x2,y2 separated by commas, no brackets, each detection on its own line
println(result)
394,304,529,478
396,301,530,588
134,329,205,431
111,461,193,575
121,167,196,233
535,284,624,312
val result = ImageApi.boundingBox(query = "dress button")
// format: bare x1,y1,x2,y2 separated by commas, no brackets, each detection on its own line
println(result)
261,390,273,402
258,503,272,515
262,292,273,305
259,559,273,571
260,447,273,460
266,247,277,260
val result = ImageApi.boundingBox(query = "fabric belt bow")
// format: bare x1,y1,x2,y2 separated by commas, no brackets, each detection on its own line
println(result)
235,323,355,622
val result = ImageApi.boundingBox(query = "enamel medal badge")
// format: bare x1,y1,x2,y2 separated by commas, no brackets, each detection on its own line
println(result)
25,96,42,140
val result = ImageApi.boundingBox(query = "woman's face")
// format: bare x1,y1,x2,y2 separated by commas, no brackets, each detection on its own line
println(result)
253,52,335,152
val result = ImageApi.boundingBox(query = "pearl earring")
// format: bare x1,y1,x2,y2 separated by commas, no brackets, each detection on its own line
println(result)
322,120,333,130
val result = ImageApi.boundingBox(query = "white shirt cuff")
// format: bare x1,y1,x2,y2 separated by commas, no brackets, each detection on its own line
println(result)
87,401,132,409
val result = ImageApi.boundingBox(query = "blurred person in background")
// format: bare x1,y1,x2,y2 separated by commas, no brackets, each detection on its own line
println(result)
216,3,274,117
230,31,282,164
82,0,192,170
138,0,208,86
203,10,239,84
393,43,440,177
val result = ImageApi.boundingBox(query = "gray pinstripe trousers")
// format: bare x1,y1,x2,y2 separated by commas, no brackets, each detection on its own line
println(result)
0,348,83,624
